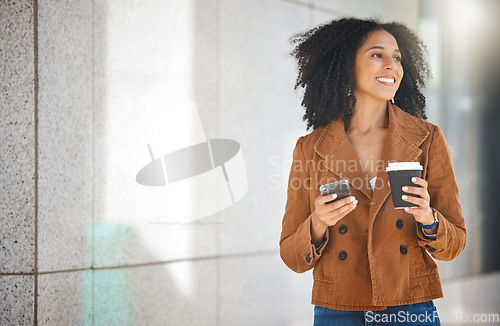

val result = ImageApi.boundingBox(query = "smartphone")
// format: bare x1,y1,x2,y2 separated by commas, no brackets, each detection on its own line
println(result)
319,180,352,204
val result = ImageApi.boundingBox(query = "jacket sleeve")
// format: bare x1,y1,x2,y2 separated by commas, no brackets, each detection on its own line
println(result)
417,125,467,261
279,136,330,273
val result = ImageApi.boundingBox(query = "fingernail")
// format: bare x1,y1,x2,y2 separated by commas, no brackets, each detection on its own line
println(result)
350,196,355,201
404,207,410,212
402,195,407,200
412,177,416,182
332,194,337,198
353,200,358,205
402,186,408,191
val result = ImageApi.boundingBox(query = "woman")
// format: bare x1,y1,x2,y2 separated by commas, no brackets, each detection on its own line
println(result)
280,18,466,325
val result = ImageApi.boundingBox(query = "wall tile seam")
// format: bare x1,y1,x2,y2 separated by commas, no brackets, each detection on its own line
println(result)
91,0,95,325
0,273,36,276
280,0,349,17
279,0,311,9
33,0,39,325
24,249,281,275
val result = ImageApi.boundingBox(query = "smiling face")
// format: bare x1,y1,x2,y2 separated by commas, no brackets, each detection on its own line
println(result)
353,29,403,104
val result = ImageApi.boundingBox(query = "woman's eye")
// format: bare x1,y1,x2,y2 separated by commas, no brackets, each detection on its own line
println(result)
393,56,402,63
372,53,382,58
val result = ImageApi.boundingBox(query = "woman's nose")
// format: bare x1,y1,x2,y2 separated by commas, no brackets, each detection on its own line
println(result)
384,60,395,69
384,57,398,70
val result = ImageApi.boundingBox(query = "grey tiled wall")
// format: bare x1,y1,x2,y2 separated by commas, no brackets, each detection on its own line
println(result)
37,0,94,273
0,2,36,326
0,1,36,275
9,1,483,325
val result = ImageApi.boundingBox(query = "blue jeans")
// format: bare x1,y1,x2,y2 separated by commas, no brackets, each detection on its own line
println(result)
313,301,440,326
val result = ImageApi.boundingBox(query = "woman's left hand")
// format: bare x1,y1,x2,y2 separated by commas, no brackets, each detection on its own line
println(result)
400,177,435,225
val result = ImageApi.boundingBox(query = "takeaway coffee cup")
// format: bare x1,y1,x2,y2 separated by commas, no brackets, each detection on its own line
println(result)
386,162,423,209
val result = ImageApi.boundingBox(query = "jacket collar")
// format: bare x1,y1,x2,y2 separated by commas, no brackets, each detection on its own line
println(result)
313,101,429,201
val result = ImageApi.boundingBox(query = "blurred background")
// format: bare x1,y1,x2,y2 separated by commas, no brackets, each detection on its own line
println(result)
1,0,499,325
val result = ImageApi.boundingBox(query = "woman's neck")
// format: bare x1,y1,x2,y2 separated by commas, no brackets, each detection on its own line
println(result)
345,98,389,134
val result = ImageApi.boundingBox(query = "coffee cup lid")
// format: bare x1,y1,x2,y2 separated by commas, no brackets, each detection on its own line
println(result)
386,162,423,172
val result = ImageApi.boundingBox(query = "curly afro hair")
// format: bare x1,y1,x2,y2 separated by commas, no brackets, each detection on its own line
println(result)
290,17,431,130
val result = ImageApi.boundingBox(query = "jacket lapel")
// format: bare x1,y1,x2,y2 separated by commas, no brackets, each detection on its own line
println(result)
372,102,429,210
313,118,372,198
313,101,430,204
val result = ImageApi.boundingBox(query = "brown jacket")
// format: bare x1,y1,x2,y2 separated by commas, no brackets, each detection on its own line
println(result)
279,102,466,311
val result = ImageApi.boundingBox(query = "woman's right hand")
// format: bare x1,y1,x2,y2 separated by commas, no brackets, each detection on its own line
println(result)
310,194,358,246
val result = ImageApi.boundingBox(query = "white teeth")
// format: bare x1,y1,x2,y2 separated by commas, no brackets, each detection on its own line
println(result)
377,77,395,84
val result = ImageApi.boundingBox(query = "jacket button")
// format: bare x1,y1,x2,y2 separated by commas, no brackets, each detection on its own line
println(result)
400,245,408,255
396,219,404,229
306,253,312,263
424,245,436,252
338,224,348,234
338,251,347,260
